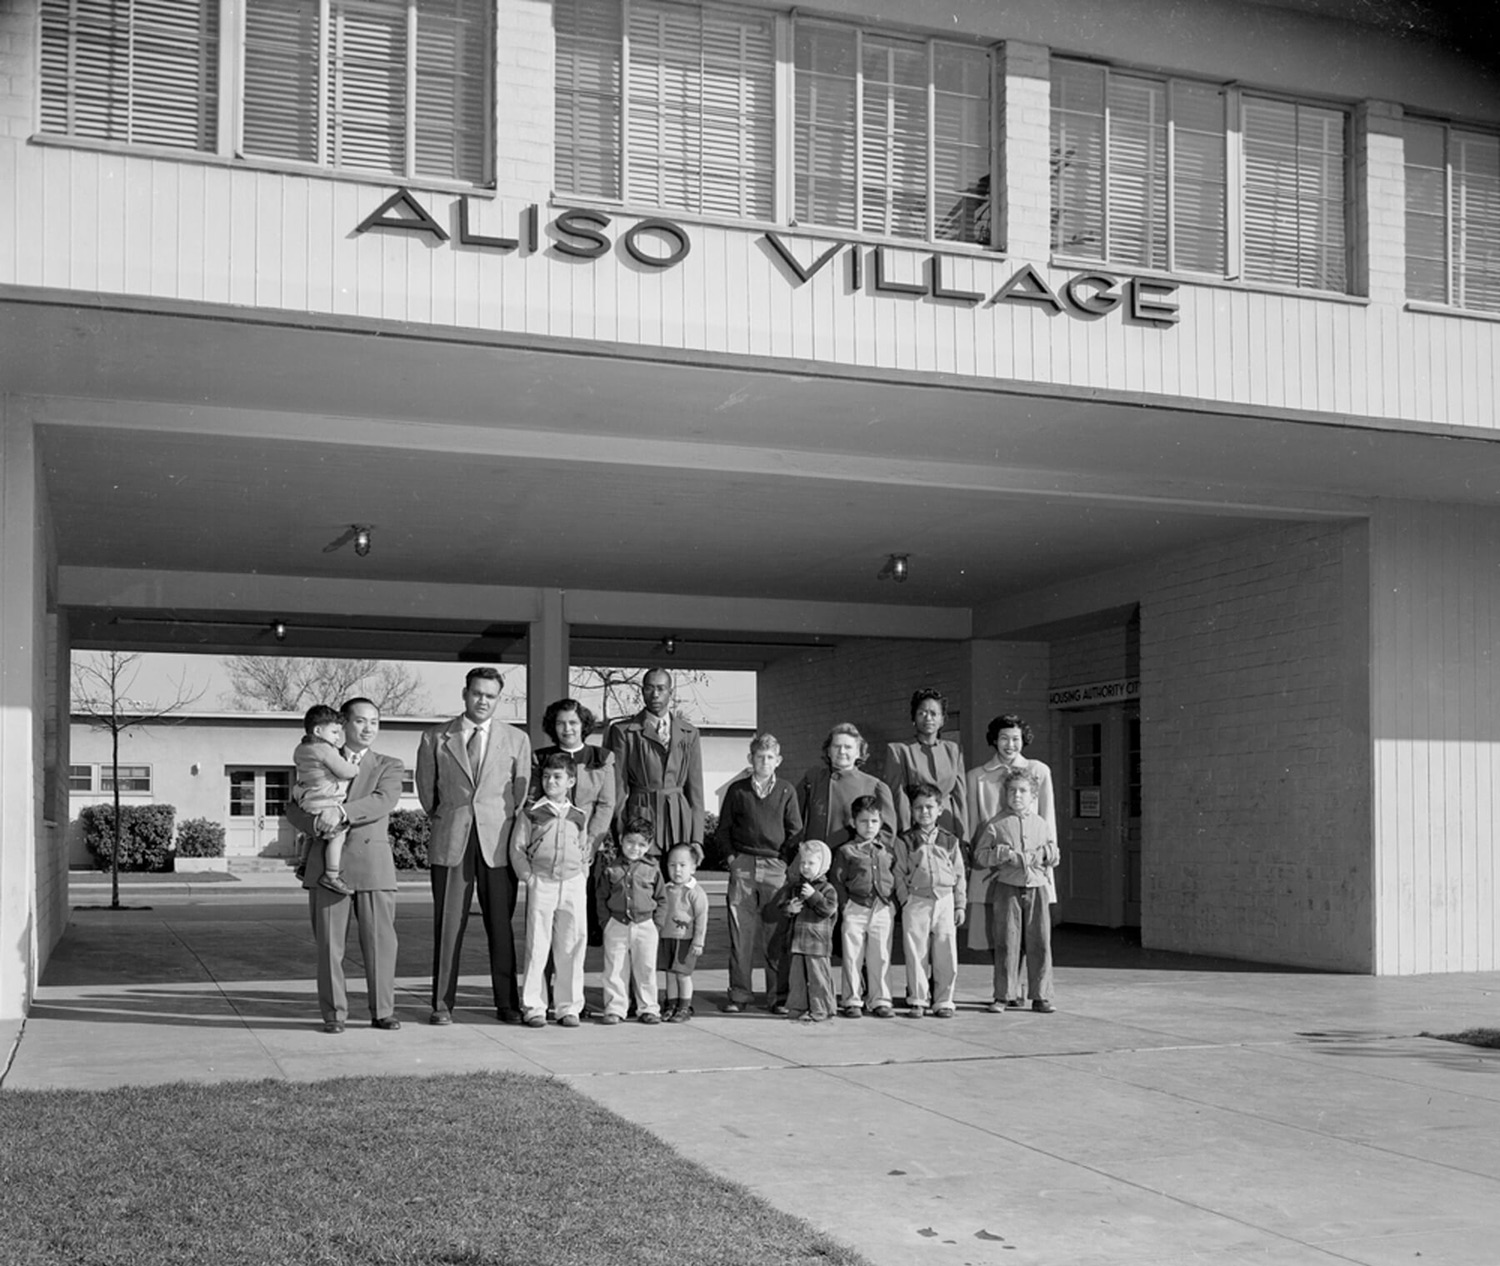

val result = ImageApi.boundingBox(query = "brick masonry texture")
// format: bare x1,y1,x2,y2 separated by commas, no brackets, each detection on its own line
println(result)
1140,521,1371,971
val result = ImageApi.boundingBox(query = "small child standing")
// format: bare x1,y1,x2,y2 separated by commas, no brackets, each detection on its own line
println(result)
656,842,709,1022
973,770,1059,1013
292,704,361,896
894,783,967,1018
775,838,839,1022
596,816,666,1025
511,752,591,1028
831,795,896,1018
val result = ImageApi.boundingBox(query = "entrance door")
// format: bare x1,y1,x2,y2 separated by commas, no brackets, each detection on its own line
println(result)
224,767,297,858
1056,707,1139,928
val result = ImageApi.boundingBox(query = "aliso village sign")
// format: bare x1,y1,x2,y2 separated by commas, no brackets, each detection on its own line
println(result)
355,189,1180,325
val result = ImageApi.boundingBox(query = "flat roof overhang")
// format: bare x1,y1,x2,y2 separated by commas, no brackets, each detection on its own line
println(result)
6,287,1496,656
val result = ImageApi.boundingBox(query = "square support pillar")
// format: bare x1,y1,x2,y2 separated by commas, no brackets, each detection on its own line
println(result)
998,41,1053,262
527,588,569,746
0,411,44,1020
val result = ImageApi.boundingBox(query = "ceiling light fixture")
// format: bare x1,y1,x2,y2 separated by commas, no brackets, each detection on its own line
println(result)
877,553,910,583
353,526,373,557
272,620,287,641
662,635,678,656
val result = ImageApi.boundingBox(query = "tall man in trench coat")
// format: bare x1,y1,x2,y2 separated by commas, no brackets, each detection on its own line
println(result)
416,666,532,1025
605,668,705,860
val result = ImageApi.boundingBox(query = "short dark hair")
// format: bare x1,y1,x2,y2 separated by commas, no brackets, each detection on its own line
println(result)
340,697,378,720
538,751,576,776
542,698,597,744
666,841,702,867
304,704,341,732
848,794,884,819
465,666,503,690
986,713,1033,748
909,688,947,720
906,782,943,807
620,816,655,843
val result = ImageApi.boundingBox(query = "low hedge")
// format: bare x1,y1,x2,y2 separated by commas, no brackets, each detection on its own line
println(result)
388,809,430,870
80,803,176,872
175,817,226,858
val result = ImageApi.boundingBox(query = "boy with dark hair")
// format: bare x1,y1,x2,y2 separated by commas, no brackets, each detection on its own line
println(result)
894,782,967,1018
596,816,666,1024
831,793,896,1018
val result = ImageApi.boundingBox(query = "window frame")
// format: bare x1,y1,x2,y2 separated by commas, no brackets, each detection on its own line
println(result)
99,764,153,794
1050,56,1352,295
553,0,1000,249
1403,114,1500,315
37,0,497,191
68,765,95,793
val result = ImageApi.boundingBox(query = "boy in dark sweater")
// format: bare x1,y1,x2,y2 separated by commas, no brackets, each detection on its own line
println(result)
714,732,803,1013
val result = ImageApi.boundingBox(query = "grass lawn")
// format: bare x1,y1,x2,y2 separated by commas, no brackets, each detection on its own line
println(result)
0,1071,865,1266
1426,1028,1500,1049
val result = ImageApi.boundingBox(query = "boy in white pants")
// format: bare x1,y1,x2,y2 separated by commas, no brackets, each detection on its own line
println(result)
831,793,896,1018
595,817,665,1024
894,782,967,1018
511,752,590,1028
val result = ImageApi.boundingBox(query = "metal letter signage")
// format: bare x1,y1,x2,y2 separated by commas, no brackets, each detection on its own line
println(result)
354,194,1180,326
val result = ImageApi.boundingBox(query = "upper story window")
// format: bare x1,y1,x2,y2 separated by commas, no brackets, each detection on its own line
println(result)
1405,119,1500,313
1051,59,1348,293
554,0,994,246
39,0,493,186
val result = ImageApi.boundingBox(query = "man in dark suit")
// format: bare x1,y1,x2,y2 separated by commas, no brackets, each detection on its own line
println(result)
416,666,532,1025
605,668,704,861
289,696,404,1034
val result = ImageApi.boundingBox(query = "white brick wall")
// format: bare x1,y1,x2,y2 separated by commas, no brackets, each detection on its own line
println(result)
494,0,557,203
998,41,1051,261
1354,100,1406,305
1140,521,1372,971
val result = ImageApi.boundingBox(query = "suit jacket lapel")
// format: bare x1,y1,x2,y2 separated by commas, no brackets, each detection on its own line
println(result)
346,750,377,799
444,721,474,784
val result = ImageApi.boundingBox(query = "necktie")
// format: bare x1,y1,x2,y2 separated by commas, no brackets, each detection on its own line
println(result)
467,725,483,774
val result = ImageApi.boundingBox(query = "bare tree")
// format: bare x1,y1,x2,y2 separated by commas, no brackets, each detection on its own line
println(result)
221,657,430,716
568,665,711,726
72,651,205,910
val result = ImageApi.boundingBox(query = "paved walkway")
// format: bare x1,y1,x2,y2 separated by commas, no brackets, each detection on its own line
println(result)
6,881,1500,1266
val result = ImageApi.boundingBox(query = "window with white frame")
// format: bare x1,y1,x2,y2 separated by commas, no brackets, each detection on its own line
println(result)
84,765,153,793
39,0,493,186
1405,119,1500,313
1051,59,1347,292
554,0,994,245
68,765,94,793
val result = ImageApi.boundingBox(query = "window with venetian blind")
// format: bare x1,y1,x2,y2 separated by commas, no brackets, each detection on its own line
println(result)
554,0,994,246
1051,59,1348,292
38,0,493,186
1405,119,1500,313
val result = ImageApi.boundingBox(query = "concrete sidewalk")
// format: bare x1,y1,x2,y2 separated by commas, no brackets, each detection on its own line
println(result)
5,888,1500,1266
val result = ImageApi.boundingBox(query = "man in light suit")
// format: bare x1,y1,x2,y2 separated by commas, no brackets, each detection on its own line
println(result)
288,696,404,1034
416,666,532,1025
605,668,704,861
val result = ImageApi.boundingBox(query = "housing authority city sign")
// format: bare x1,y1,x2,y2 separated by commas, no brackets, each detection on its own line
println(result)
355,190,1181,326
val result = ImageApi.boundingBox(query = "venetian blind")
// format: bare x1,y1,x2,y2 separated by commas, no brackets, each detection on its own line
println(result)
554,0,623,199
1404,120,1448,304
933,44,991,244
1106,74,1167,268
1169,80,1226,275
1050,60,1105,256
243,0,488,182
794,23,858,231
859,34,927,238
1450,130,1500,312
1242,96,1346,291
40,0,219,150
626,0,775,219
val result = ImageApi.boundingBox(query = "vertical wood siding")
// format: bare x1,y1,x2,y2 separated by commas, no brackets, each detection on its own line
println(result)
1371,502,1500,974
3,143,1498,432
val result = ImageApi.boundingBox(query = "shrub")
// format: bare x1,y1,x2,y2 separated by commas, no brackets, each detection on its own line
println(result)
389,809,430,870
80,803,176,872
699,811,726,871
175,817,226,858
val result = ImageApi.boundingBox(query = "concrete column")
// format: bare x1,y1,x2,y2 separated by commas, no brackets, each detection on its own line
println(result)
1353,100,1406,304
998,41,1053,262
0,411,42,1020
527,588,569,745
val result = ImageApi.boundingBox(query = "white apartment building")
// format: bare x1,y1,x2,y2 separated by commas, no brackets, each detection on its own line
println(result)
2,0,1497,1017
